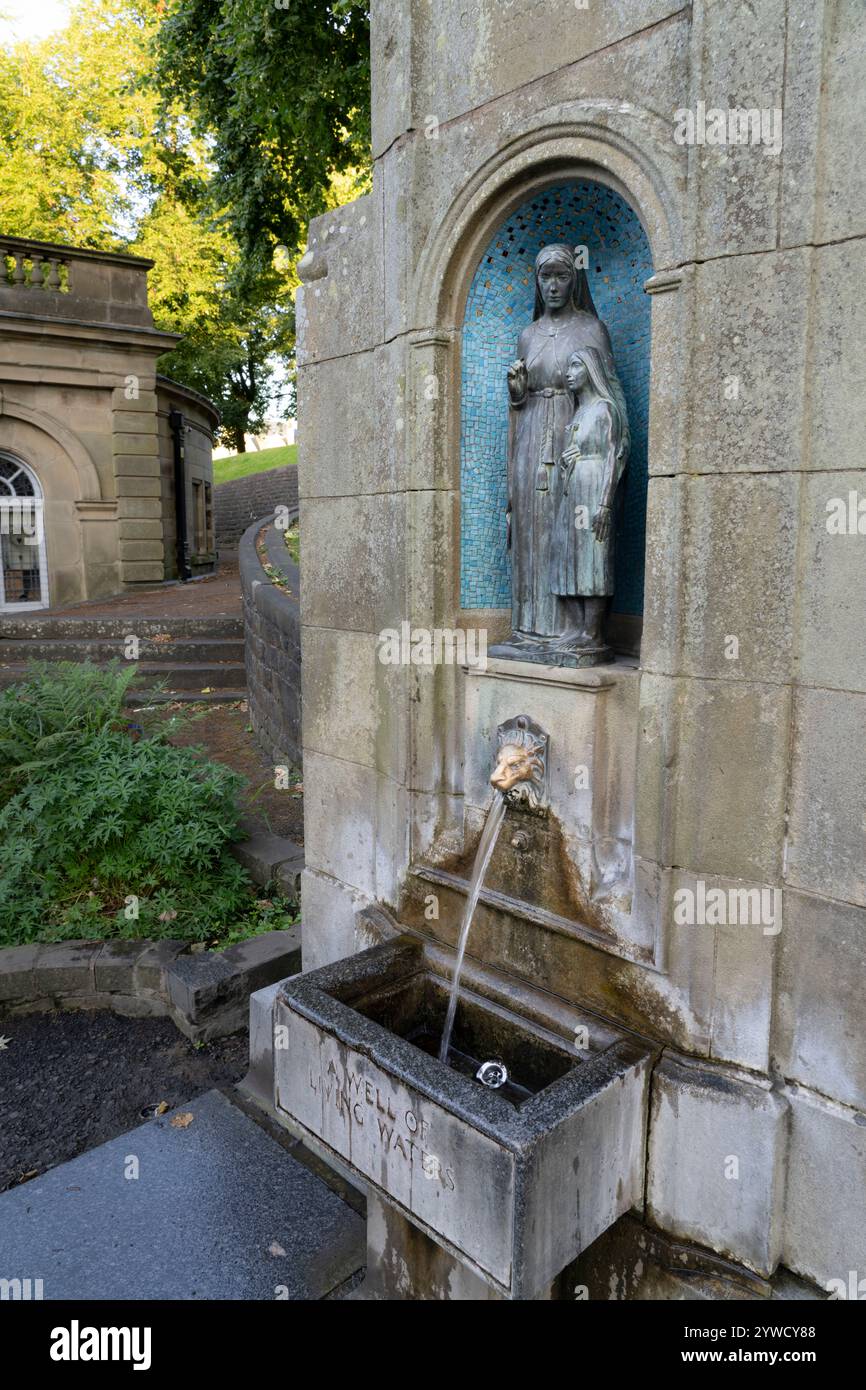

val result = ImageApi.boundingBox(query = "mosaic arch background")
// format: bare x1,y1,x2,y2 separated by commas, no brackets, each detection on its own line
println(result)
460,179,652,616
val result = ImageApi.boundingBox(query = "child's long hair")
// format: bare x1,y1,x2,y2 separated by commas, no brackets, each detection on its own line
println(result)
568,347,630,468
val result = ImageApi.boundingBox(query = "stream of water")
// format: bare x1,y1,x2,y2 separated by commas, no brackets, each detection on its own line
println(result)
438,791,507,1065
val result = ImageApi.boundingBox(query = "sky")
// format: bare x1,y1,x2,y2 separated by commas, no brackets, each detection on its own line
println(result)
0,0,72,43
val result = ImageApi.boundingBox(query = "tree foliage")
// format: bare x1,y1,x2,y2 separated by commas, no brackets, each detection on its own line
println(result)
0,0,297,447
153,0,372,268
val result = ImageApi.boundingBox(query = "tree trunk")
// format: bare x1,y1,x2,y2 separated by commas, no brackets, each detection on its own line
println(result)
232,425,247,455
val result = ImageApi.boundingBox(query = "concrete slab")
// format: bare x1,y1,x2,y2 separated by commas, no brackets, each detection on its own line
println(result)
0,1089,364,1300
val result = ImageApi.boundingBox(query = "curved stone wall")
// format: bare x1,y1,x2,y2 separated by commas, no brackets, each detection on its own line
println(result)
239,511,301,769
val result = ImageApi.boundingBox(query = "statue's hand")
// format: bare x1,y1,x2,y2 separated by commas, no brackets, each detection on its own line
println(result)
593,505,612,541
507,359,528,403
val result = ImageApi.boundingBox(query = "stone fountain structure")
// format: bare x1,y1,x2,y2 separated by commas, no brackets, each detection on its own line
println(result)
246,0,866,1301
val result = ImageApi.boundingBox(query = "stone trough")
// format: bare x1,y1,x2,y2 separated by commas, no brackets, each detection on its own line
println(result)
274,937,656,1299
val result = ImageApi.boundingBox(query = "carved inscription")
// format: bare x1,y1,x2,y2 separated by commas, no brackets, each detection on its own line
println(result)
309,1059,456,1191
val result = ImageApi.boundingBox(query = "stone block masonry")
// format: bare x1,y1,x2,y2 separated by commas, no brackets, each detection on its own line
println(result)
216,465,298,547
239,511,301,769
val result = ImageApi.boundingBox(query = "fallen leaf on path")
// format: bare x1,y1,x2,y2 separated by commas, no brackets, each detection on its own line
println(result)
155,1101,169,1115
170,1112,194,1129
268,1242,287,1257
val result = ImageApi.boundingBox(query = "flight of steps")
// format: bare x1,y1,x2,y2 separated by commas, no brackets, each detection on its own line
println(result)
0,614,247,704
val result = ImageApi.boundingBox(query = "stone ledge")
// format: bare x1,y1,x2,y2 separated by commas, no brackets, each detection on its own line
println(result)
231,823,305,892
0,928,302,1042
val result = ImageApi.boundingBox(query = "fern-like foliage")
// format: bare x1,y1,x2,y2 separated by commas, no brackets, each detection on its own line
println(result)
0,662,294,946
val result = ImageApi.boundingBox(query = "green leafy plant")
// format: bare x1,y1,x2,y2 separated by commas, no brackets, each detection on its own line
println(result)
0,662,294,948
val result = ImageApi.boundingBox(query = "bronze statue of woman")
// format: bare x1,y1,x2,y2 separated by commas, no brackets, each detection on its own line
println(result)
492,243,617,662
490,243,629,667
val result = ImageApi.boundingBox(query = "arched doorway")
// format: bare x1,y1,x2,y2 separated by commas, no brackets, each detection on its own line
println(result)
0,453,49,610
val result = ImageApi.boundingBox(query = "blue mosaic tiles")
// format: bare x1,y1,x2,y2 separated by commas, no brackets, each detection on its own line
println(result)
460,180,652,616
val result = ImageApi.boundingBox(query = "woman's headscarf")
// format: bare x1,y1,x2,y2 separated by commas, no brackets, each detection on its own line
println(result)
533,243,598,319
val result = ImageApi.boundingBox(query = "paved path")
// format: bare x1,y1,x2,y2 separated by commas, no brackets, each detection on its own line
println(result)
38,555,242,622
0,1090,364,1300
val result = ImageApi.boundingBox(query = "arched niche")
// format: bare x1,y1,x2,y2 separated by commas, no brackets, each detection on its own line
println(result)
458,178,652,631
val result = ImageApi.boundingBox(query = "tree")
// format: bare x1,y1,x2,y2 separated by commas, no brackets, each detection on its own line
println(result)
0,0,296,449
153,0,372,268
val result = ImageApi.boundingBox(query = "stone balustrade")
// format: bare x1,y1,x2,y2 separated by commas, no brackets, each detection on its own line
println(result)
0,240,70,291
0,234,156,327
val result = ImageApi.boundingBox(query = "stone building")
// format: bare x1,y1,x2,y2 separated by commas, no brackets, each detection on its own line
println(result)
0,234,217,613
286,0,866,1298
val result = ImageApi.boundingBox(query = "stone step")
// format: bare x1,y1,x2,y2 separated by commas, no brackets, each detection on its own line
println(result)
129,688,249,707
0,1089,365,1300
0,661,247,692
0,636,245,663
0,614,244,640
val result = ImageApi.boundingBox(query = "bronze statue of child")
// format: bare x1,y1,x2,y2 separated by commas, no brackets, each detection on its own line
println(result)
552,347,630,654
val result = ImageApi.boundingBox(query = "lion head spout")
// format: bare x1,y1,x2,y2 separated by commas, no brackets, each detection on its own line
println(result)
490,716,547,810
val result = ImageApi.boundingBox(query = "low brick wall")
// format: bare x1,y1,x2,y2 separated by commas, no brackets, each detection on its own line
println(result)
239,512,301,769
215,465,298,547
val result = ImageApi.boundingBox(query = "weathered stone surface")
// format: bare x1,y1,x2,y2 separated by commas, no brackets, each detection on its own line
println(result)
647,1052,788,1277
796,471,866,694
690,0,786,258
296,194,383,366
681,473,798,684
785,686,866,908
92,939,148,994
640,474,685,674
807,239,866,474
300,493,406,634
164,950,237,1023
302,750,378,899
373,0,685,146
302,625,378,767
0,944,40,1002
809,0,866,244
239,514,301,768
242,981,283,1107
275,940,655,1298
671,677,790,883
775,891,866,1112
231,831,304,886
132,939,187,995
220,930,301,996
782,1083,866,1291
299,868,370,974
31,941,99,997
687,250,810,474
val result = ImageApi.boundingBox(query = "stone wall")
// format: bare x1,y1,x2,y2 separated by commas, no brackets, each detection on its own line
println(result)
239,511,301,770
295,0,866,1296
0,235,217,608
215,465,298,548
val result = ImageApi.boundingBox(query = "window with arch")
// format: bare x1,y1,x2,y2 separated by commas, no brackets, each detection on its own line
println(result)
0,453,49,610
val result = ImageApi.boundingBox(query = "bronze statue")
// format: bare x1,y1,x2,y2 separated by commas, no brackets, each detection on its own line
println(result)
490,243,630,667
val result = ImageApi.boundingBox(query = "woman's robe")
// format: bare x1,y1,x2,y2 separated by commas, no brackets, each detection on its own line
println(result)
507,310,614,639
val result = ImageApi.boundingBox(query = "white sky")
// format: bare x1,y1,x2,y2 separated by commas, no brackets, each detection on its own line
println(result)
0,0,72,43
